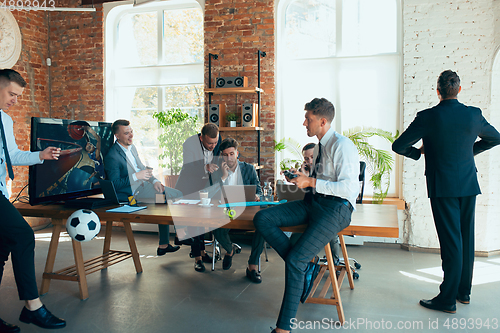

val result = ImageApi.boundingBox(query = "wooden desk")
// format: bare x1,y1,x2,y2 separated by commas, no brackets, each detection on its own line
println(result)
15,202,398,322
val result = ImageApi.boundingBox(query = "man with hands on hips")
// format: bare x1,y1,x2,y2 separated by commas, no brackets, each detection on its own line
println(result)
0,69,66,332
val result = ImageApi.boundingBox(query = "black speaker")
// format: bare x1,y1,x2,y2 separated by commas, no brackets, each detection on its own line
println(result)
209,104,225,127
241,103,258,127
216,76,248,88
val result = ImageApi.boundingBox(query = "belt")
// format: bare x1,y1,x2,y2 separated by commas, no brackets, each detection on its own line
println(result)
314,193,354,212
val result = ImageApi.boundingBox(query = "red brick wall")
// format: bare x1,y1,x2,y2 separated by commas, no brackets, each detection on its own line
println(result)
204,0,276,184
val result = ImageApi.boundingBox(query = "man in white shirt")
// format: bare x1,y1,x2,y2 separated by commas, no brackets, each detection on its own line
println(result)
104,119,182,256
254,98,359,333
0,69,66,332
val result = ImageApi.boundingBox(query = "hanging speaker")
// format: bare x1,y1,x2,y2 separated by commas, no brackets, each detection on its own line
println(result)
216,76,248,88
209,104,226,127
241,103,258,127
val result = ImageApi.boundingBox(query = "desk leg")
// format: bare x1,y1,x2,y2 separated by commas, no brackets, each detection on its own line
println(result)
71,240,89,300
324,243,345,323
339,235,355,290
103,221,113,254
40,220,63,296
123,222,143,273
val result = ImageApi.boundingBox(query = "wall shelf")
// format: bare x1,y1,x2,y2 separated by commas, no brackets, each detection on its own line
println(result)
219,126,263,131
206,87,264,94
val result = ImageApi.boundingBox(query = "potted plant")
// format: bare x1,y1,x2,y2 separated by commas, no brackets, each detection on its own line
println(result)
343,127,399,203
226,112,238,127
152,108,200,186
273,138,303,171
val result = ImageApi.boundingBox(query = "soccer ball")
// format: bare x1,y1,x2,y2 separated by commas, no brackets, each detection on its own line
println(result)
66,209,101,242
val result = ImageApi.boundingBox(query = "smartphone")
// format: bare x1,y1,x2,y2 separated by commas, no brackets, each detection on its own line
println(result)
283,170,297,179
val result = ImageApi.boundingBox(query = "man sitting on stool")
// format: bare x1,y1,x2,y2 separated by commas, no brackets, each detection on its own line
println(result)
104,119,182,256
213,138,264,283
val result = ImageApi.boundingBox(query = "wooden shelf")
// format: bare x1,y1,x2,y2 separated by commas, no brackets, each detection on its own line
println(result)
206,87,264,94
219,126,263,131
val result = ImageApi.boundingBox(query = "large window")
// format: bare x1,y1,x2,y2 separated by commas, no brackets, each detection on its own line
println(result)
277,0,401,196
106,0,203,175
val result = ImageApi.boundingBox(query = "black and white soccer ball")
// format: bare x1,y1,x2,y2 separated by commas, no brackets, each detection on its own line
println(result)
66,209,101,242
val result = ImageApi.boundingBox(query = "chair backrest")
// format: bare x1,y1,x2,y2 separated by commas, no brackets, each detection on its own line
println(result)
356,161,366,204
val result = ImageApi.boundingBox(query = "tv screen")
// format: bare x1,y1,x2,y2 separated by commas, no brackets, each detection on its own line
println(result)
29,117,114,205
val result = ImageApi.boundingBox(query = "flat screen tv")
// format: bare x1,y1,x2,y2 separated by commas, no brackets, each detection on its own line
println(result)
29,117,114,205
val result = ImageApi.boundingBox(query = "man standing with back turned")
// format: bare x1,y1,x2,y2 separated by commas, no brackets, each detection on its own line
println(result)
254,98,359,333
393,70,500,313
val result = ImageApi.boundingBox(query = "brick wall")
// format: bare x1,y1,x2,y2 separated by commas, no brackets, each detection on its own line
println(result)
402,0,500,252
204,0,276,184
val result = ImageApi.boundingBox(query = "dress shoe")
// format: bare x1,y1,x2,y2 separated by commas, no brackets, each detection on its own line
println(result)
174,236,193,246
19,305,66,329
456,294,470,304
201,253,213,263
157,244,180,256
301,256,320,303
194,260,206,272
0,318,20,333
222,254,233,270
419,298,456,313
246,267,262,283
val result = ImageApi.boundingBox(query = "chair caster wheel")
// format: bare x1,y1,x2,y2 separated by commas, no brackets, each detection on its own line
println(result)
353,272,359,279
355,263,361,269
189,252,193,258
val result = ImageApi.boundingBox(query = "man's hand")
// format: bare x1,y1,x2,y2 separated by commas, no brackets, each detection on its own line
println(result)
153,182,164,193
255,194,260,202
291,174,315,188
419,144,425,155
206,163,219,173
221,161,230,180
39,147,61,160
136,169,153,181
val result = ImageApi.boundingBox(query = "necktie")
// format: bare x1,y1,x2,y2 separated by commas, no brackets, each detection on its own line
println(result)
0,114,14,180
311,143,322,178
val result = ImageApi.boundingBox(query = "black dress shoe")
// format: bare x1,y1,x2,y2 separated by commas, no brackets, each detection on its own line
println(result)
175,236,194,246
194,260,206,272
456,294,470,304
246,268,262,283
19,305,66,329
201,253,213,263
301,256,320,303
419,298,456,313
0,318,20,333
157,244,180,256
222,254,233,270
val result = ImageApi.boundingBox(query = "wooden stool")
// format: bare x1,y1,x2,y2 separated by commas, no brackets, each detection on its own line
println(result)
303,235,355,324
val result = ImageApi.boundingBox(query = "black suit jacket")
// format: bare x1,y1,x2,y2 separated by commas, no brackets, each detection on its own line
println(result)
175,133,222,197
104,142,158,201
392,99,500,198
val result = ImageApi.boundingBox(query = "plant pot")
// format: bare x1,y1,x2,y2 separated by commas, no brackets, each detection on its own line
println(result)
229,121,237,127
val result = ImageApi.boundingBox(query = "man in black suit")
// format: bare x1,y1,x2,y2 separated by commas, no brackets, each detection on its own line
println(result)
175,123,221,272
212,138,264,282
104,119,182,256
393,70,500,313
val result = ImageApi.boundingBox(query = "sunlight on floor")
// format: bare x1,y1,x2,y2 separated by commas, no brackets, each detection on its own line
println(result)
400,259,500,286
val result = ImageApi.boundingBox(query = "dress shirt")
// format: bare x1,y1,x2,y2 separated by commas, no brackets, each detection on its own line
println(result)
223,163,241,186
313,127,359,208
117,142,159,184
0,110,43,199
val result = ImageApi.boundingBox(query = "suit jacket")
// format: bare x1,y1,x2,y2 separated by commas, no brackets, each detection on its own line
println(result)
104,142,158,201
175,133,222,197
392,99,500,198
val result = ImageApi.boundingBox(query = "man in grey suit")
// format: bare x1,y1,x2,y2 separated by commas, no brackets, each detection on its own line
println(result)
212,138,264,282
393,70,500,313
104,119,182,256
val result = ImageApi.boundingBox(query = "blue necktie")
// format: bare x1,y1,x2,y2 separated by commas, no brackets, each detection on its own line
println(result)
0,115,14,180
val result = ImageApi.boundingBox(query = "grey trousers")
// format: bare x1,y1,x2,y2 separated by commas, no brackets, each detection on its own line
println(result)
212,228,265,265
254,197,352,331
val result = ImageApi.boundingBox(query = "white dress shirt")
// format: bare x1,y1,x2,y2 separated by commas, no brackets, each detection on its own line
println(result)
313,127,360,209
223,163,241,186
0,110,43,199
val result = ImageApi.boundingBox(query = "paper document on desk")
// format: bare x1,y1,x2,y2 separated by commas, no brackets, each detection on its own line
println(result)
106,205,147,213
171,199,200,205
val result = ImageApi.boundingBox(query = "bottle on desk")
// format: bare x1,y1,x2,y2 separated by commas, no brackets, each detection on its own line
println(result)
263,182,273,202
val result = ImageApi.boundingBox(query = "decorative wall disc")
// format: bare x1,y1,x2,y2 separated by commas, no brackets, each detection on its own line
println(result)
0,10,22,69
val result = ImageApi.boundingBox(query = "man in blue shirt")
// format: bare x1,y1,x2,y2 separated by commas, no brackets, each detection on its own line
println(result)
0,69,66,332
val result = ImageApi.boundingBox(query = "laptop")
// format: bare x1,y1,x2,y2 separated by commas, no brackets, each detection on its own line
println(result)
100,179,129,205
276,183,307,202
220,185,257,204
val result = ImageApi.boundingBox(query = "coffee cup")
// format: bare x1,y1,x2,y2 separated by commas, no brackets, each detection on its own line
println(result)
201,198,211,206
199,190,208,200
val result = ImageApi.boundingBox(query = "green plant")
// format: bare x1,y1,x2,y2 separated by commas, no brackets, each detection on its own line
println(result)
343,127,399,203
226,112,238,122
273,138,303,171
153,108,200,175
